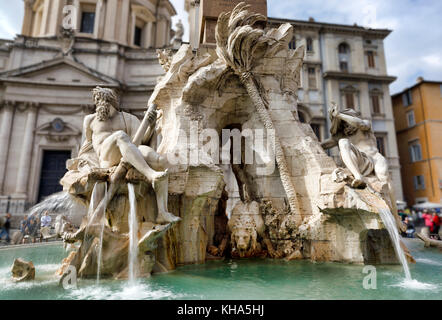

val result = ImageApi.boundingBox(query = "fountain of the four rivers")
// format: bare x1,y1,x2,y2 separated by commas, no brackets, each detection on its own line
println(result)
1,2,441,300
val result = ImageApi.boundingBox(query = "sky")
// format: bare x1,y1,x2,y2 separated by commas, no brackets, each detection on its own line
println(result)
0,0,440,94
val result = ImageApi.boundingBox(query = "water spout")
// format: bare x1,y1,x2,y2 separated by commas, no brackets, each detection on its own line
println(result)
378,208,411,280
128,183,139,284
96,183,108,284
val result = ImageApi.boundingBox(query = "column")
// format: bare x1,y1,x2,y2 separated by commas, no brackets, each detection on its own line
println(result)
21,0,34,36
15,103,38,196
118,0,130,44
94,0,103,39
41,0,51,36
143,21,153,48
0,101,15,193
104,0,118,41
128,11,136,46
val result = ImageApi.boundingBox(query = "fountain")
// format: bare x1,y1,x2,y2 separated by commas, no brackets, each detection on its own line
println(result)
127,184,139,284
2,2,440,300
378,208,411,280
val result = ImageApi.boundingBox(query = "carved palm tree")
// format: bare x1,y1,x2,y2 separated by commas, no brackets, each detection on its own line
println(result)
215,2,302,223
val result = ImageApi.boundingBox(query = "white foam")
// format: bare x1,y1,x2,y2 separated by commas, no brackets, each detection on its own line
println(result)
391,278,439,291
415,258,442,267
65,282,179,300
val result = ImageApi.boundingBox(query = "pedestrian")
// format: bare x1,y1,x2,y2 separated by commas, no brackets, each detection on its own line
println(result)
404,217,415,238
26,216,39,243
0,213,11,244
422,210,434,234
40,211,52,242
432,212,441,240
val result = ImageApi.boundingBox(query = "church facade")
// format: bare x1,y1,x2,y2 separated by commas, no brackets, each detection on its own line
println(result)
0,0,177,215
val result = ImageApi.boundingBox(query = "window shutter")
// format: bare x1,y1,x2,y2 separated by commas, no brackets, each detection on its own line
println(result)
402,94,408,107
417,144,422,161
409,146,414,162
413,176,418,191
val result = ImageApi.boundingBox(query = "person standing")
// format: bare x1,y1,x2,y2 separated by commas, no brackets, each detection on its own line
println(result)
41,211,52,228
0,213,11,244
40,211,52,242
432,212,441,240
422,210,434,234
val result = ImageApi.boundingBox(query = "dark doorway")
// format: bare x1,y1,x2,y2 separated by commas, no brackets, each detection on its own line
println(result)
37,150,71,202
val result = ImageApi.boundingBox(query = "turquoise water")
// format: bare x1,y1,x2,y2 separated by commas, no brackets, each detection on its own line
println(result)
0,239,441,300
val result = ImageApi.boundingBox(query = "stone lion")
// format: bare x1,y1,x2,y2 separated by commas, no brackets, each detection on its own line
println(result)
227,201,280,258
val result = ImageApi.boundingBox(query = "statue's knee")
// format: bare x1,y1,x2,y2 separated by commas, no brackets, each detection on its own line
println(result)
115,130,130,142
338,139,350,150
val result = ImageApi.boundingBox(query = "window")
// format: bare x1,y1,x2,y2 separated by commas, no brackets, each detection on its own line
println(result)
376,136,386,156
402,90,412,107
289,37,296,50
134,26,142,47
80,11,95,34
310,124,321,140
371,95,381,114
413,175,425,191
308,67,317,89
345,93,355,109
338,43,350,54
306,38,313,52
440,84,442,97
340,61,348,72
366,51,375,68
409,140,422,162
338,43,350,72
407,110,415,127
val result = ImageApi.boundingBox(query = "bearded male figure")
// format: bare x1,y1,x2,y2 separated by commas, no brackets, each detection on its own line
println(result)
81,86,179,224
321,103,404,231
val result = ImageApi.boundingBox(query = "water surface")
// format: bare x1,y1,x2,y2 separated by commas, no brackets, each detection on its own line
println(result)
0,239,441,300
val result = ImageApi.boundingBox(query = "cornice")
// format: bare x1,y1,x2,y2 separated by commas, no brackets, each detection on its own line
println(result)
323,71,396,84
268,18,392,39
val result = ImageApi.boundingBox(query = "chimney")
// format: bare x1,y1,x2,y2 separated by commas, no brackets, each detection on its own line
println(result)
416,76,424,83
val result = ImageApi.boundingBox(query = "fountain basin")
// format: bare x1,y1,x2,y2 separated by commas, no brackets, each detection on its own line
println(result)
0,239,440,300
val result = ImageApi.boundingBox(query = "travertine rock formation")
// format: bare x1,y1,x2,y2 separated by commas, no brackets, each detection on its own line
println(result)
56,2,410,280
11,258,35,282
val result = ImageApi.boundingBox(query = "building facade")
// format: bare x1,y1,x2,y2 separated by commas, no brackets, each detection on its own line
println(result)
392,78,442,206
0,0,177,216
268,18,404,201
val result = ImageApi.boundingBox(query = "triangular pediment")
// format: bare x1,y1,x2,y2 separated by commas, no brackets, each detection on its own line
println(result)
0,57,120,85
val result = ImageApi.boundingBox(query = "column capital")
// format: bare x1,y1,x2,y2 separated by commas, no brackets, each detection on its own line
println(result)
23,0,35,8
2,100,17,110
24,101,40,111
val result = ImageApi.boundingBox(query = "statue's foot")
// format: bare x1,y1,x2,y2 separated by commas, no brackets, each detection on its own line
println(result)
351,178,366,189
156,211,181,224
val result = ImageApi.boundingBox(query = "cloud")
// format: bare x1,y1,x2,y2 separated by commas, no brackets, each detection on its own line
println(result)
1,0,440,94
0,8,23,39
267,0,442,94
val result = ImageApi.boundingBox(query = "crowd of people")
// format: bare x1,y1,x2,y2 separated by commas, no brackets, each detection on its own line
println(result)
399,208,441,240
0,211,53,245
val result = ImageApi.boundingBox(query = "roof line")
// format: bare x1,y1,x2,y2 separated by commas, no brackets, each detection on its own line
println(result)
268,16,392,35
392,80,442,97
